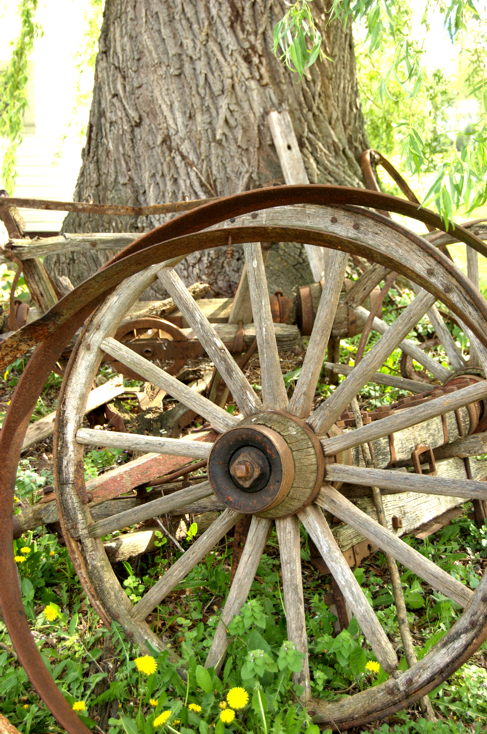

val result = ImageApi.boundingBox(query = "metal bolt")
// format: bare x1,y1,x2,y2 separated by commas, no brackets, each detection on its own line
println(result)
331,217,337,223
251,212,258,219
392,516,403,529
229,449,264,490
444,285,451,293
353,223,360,230
230,217,235,223
426,268,434,276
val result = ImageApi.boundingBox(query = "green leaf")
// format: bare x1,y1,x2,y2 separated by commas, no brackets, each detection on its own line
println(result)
195,664,213,694
349,645,366,676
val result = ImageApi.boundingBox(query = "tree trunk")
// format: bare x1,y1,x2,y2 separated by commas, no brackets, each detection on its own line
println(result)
45,0,368,298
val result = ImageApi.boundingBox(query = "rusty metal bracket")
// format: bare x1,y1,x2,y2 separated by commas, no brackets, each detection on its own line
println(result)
411,444,437,476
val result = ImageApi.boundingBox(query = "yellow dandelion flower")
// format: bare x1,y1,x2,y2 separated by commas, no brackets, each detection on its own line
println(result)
365,661,380,674
220,709,235,723
188,703,202,713
14,556,26,563
23,704,29,709
72,701,86,711
50,550,56,556
227,686,249,710
153,710,171,726
174,721,180,725
14,496,20,503
44,605,59,622
150,698,159,707
20,547,31,554
219,701,227,709
134,655,157,675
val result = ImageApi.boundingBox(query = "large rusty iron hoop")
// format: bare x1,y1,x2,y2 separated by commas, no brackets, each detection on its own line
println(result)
2,186,487,731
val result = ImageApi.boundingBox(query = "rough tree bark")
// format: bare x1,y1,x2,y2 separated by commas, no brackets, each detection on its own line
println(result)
45,0,368,298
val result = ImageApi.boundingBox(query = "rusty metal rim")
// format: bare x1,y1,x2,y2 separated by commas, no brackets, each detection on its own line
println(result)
1,187,487,730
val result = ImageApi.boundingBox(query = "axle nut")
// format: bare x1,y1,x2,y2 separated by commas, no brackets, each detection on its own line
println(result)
229,448,268,491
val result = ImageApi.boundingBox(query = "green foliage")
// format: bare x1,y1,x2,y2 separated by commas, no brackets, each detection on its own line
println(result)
273,1,326,78
0,0,42,193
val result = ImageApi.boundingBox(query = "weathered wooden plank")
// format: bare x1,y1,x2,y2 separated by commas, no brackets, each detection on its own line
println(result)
205,516,271,672
321,380,487,457
276,515,312,699
268,109,325,281
334,455,487,550
326,464,487,500
318,486,473,607
288,251,349,418
89,482,214,538
299,505,398,673
76,429,212,459
354,304,450,381
157,267,261,416
133,509,243,620
22,375,125,451
244,242,288,410
309,291,436,436
322,362,433,394
100,337,239,433
434,431,487,460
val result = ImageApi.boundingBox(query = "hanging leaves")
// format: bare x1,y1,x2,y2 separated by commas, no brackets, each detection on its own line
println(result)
0,0,43,194
273,1,327,78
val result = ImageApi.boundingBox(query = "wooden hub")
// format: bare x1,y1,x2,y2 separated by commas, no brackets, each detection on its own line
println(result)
208,411,325,518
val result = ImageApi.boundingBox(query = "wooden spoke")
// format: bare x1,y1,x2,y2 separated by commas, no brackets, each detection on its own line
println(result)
299,505,398,674
325,464,487,500
76,428,212,458
308,290,436,435
288,251,349,418
276,516,311,700
89,482,214,538
244,242,288,410
344,263,390,309
317,487,473,607
467,246,482,367
133,509,243,620
157,267,261,416
322,362,433,394
205,516,271,673
354,304,450,381
321,378,487,457
100,337,239,433
409,282,466,371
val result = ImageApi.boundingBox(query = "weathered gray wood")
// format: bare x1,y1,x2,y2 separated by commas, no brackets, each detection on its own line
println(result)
354,304,450,381
309,291,436,436
299,505,398,673
323,362,433,394
133,508,243,620
268,109,325,281
76,428,213,458
434,432,487,460
205,516,271,673
409,282,465,371
276,516,311,700
321,379,487,457
244,242,288,410
157,267,261,416
344,264,390,310
89,482,214,538
288,251,349,418
126,282,211,321
318,486,473,607
1,233,139,263
22,258,58,313
334,455,487,549
326,464,487,500
467,245,482,367
22,375,124,451
100,337,239,433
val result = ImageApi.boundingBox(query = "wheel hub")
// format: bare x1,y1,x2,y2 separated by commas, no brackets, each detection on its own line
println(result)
208,411,325,517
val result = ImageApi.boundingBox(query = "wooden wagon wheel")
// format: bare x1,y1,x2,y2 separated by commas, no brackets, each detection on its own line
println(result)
52,203,487,730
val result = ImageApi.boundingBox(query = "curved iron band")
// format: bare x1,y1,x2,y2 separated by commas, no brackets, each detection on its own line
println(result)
1,190,487,730
360,149,423,209
2,197,487,374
